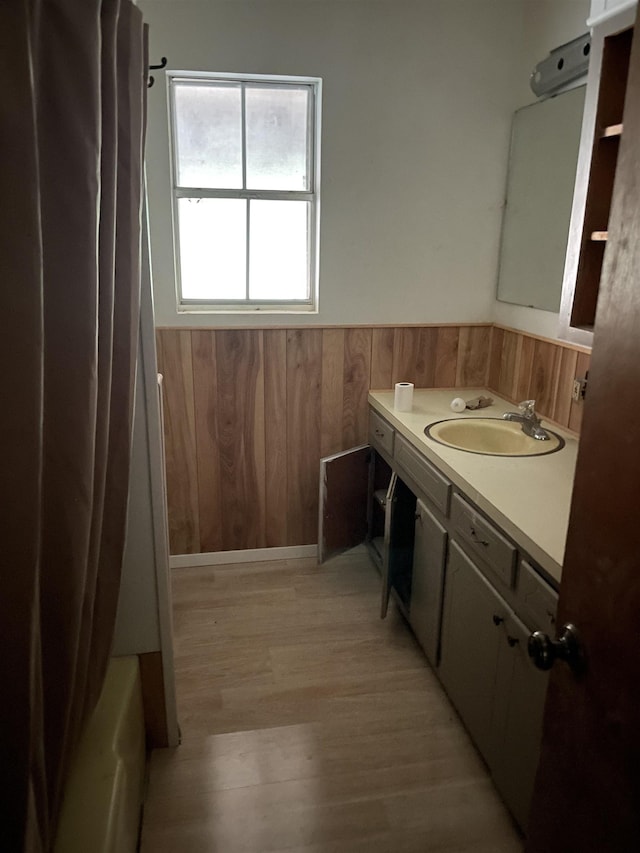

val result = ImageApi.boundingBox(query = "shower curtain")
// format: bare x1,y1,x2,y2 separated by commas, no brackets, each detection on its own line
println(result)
0,1,147,850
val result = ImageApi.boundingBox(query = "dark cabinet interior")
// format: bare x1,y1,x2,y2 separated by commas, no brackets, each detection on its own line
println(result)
367,451,393,568
382,474,416,614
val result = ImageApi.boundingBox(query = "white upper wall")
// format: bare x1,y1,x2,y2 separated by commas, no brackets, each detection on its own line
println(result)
492,0,590,339
142,0,524,327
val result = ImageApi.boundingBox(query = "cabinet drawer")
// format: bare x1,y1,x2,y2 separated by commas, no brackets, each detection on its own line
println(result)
451,494,516,589
517,559,558,633
394,434,451,516
369,410,394,457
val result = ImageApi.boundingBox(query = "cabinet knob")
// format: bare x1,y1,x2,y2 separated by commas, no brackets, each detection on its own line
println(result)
492,614,504,626
527,623,585,675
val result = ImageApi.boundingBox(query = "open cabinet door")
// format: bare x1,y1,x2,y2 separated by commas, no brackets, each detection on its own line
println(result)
526,12,640,850
380,474,416,619
318,445,370,563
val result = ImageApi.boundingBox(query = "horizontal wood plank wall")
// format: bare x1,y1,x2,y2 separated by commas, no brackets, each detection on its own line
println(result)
487,326,591,433
156,324,492,555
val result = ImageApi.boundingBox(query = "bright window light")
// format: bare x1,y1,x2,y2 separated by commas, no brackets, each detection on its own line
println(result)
168,72,321,312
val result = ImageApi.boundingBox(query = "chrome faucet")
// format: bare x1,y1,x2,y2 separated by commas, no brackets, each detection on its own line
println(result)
502,400,550,441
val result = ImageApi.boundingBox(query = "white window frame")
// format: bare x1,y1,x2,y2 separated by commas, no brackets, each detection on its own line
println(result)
167,70,322,314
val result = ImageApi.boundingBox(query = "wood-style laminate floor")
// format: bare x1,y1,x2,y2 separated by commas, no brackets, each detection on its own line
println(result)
140,546,524,852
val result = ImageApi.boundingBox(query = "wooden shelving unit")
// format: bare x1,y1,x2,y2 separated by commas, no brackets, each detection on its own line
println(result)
570,26,634,330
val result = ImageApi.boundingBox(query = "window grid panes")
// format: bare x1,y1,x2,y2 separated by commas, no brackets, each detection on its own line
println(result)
169,73,320,310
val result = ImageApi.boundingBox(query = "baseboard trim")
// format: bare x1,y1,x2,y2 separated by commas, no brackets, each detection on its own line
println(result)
170,544,318,569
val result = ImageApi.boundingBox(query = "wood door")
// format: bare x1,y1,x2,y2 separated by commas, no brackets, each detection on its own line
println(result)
318,445,370,563
526,10,640,850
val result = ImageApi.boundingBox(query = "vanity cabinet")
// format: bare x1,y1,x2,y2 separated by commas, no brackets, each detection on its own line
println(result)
370,406,561,831
321,402,560,831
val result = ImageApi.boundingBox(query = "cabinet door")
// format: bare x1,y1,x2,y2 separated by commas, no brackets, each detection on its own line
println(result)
409,499,447,667
318,445,370,563
366,449,393,573
380,475,416,618
439,542,508,761
491,612,549,830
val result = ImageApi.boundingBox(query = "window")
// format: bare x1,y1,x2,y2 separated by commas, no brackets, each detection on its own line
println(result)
168,72,321,312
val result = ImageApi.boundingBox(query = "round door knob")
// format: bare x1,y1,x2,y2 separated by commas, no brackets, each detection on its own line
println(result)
528,631,555,669
528,623,585,675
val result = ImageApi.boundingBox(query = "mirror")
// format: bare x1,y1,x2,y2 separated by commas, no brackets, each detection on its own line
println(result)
496,85,585,312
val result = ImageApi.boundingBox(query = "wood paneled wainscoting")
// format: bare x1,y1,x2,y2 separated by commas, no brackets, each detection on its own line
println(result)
488,326,591,434
156,324,590,557
156,325,491,555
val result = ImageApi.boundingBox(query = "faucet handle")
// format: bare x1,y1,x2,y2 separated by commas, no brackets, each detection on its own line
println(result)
518,400,537,417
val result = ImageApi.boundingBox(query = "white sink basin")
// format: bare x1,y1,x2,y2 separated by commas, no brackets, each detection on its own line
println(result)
425,418,564,457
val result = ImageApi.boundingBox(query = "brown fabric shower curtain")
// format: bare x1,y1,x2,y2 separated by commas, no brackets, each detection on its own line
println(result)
0,2,147,850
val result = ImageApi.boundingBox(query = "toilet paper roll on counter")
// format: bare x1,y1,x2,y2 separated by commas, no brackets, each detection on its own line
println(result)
394,382,414,412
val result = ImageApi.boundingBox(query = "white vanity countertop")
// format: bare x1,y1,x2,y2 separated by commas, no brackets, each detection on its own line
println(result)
369,388,580,587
